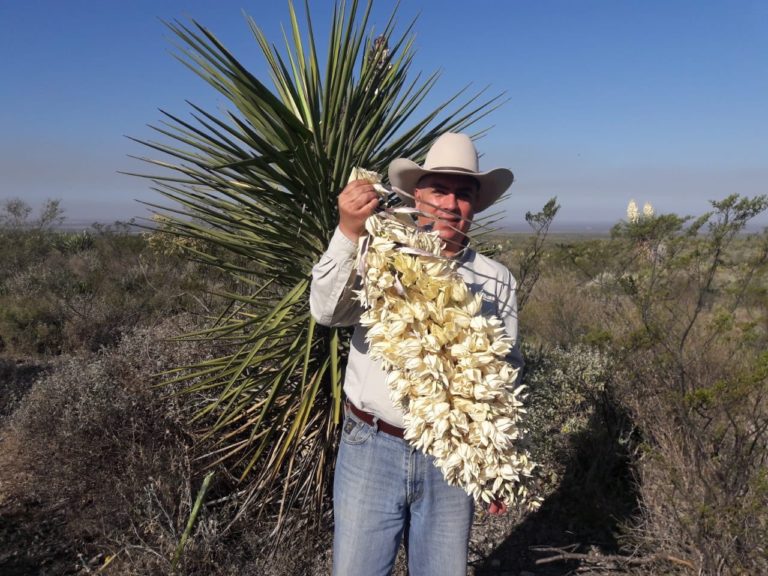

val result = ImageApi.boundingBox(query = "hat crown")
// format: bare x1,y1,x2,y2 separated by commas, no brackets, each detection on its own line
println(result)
388,132,513,214
423,133,479,173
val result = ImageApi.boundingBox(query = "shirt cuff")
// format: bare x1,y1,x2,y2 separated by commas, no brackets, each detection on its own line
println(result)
327,226,359,259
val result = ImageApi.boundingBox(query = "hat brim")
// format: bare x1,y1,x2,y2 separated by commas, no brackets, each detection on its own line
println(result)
388,159,514,213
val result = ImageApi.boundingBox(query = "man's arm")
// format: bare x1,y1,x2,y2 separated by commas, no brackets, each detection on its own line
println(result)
499,269,525,378
309,179,380,327
310,227,363,327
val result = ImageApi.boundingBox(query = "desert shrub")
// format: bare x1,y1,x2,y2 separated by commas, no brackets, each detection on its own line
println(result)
505,197,768,574
55,229,95,253
4,320,196,530
520,272,621,348
549,237,619,280
0,224,222,356
0,317,335,576
524,343,616,487
520,343,637,551
0,199,65,284
615,345,768,574
491,199,560,311
507,232,640,348
591,196,768,574
2,319,223,573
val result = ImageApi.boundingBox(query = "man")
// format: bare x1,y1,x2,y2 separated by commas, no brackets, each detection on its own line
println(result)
310,132,523,576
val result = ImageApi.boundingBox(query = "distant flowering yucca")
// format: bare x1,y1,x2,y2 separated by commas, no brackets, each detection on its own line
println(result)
627,199,656,223
643,202,654,217
349,168,536,507
627,200,639,224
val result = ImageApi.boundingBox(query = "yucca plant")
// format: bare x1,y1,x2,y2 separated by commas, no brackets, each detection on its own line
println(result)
131,0,506,527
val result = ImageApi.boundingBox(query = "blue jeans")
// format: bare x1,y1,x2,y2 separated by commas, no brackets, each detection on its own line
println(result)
333,409,474,576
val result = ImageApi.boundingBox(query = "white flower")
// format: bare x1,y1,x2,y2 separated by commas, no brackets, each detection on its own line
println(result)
627,199,639,223
348,167,382,185
643,202,654,217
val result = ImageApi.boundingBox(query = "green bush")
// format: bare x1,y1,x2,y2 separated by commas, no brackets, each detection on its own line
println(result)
520,343,637,550
0,223,223,356
524,343,614,477
505,195,768,573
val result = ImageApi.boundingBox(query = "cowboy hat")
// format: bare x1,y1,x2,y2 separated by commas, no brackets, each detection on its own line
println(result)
388,132,514,213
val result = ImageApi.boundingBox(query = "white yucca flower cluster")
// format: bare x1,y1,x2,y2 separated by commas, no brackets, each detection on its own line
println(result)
643,202,654,217
349,168,536,506
627,199,655,223
627,200,639,224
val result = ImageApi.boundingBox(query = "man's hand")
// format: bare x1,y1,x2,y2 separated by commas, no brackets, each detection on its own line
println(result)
487,499,507,516
338,179,380,241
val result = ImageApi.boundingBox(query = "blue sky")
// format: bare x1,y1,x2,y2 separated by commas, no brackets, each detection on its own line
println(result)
1,1,766,230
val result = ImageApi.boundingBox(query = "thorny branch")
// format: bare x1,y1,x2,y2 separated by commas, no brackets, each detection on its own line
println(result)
531,545,696,572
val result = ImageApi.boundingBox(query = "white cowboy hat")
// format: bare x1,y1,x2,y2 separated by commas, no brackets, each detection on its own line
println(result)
388,132,514,213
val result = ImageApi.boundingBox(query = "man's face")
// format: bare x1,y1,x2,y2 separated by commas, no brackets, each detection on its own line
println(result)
413,173,479,257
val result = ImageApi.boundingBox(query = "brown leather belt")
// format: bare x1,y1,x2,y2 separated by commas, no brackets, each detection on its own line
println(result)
346,401,405,439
